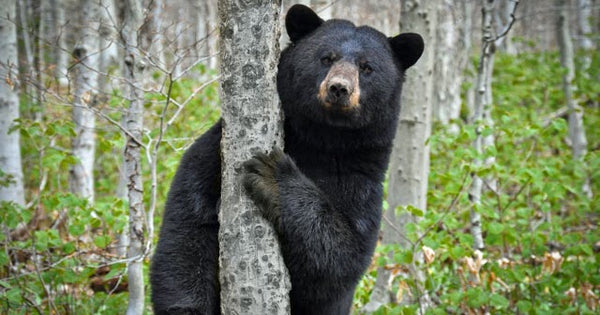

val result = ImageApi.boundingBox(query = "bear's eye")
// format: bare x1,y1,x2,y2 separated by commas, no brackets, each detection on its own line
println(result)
359,62,373,74
321,54,336,66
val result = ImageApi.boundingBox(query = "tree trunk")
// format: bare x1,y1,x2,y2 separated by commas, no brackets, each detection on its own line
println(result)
27,0,43,121
469,0,497,253
69,0,99,202
364,0,437,313
217,0,291,314
196,0,210,62
0,0,25,206
494,0,517,53
433,0,462,128
140,0,165,69
576,0,594,51
463,0,475,118
49,0,68,86
16,0,35,117
331,1,400,36
557,0,592,198
98,0,119,92
205,0,218,69
120,0,146,313
312,0,332,20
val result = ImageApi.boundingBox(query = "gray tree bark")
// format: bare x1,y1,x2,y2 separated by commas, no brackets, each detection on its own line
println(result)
468,0,519,252
120,0,146,313
141,0,165,69
469,0,497,252
364,0,437,313
40,0,68,86
98,0,119,91
494,0,518,53
217,0,291,314
52,0,68,86
464,0,475,118
0,0,25,206
69,0,100,202
557,0,592,198
576,0,594,51
205,0,219,69
196,0,210,62
312,0,332,20
331,0,400,36
433,0,462,128
16,1,35,115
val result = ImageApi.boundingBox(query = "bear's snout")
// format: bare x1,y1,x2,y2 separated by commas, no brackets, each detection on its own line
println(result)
318,61,360,110
328,80,353,101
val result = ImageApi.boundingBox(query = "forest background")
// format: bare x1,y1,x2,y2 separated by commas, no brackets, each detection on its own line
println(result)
0,0,599,314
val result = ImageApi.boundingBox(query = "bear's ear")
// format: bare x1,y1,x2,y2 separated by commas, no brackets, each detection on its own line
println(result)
389,33,424,70
286,4,324,43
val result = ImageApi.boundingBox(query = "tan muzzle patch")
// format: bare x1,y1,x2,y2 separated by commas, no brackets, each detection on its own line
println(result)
318,61,360,110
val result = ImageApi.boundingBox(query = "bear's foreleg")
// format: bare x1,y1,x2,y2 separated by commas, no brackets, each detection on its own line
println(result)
243,149,364,280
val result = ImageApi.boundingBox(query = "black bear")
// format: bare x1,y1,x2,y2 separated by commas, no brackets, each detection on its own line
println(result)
151,4,423,315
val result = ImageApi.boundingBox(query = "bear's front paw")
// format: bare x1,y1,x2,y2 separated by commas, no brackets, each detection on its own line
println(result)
242,148,288,227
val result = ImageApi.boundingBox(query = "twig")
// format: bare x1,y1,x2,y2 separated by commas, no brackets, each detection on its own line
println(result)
413,172,470,250
30,239,58,313
145,73,174,256
494,0,520,43
500,177,532,214
86,105,146,148
382,214,415,247
167,76,220,126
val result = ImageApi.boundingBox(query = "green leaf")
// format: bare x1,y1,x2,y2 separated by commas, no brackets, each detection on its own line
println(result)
104,264,125,280
0,252,8,267
94,235,111,249
394,250,413,265
34,230,49,251
406,205,424,217
516,300,532,313
450,246,466,260
62,242,76,254
488,222,504,235
466,288,487,308
69,223,85,236
90,217,102,228
489,293,509,309
63,269,79,284
5,288,22,305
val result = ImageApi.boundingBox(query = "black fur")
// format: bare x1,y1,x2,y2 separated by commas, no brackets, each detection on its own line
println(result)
151,4,423,314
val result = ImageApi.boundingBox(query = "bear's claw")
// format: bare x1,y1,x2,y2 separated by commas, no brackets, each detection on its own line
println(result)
242,149,287,227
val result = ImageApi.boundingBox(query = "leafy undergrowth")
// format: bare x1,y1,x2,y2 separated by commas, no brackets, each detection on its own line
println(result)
0,65,220,314
353,50,600,314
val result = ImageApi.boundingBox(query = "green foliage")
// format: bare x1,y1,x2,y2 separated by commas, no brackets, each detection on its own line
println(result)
1,67,219,313
353,50,599,313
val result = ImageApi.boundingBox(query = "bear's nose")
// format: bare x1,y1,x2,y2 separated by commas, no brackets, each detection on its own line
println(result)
327,79,353,103
329,83,348,98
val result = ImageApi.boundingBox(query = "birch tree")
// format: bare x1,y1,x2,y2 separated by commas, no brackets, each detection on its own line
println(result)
69,0,99,202
98,0,119,91
556,0,591,198
41,0,68,86
0,0,25,206
469,0,496,253
576,0,594,51
433,0,462,128
365,0,437,312
469,0,518,252
120,0,146,313
217,0,290,314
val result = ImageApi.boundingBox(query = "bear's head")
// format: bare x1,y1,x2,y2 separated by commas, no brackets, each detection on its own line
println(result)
278,4,424,130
